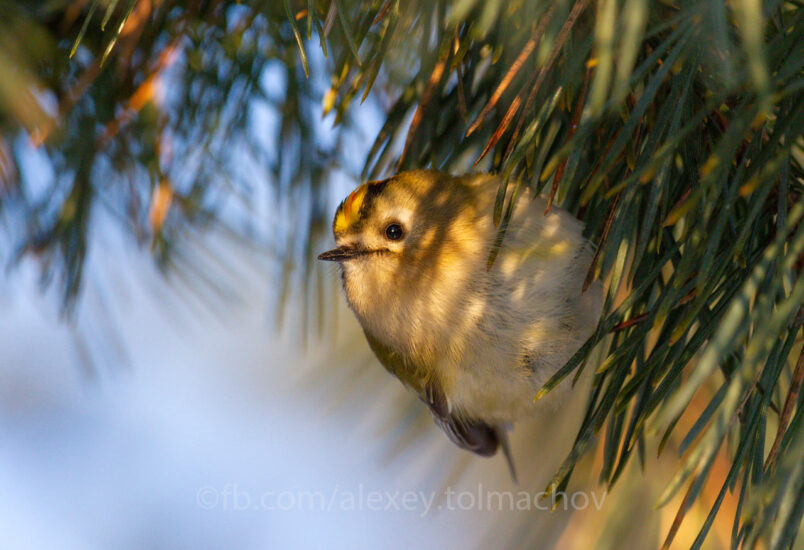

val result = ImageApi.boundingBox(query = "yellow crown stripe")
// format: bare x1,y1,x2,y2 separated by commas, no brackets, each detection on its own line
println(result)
334,183,368,233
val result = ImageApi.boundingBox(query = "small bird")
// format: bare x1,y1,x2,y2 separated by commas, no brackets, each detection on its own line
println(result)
318,170,602,479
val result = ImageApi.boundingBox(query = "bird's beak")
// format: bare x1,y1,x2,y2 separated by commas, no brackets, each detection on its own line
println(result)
317,246,366,262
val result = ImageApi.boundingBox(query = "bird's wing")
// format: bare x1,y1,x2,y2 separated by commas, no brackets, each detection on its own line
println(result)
363,329,517,479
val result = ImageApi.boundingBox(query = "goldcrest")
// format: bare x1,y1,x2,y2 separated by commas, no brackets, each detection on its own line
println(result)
319,170,602,478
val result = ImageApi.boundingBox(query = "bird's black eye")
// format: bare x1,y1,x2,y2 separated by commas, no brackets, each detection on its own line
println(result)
385,223,404,241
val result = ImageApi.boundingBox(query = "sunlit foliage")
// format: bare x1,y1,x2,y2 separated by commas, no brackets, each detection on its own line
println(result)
0,1,802,548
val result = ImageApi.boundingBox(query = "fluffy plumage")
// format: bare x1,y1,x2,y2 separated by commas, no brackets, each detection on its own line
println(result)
319,170,602,475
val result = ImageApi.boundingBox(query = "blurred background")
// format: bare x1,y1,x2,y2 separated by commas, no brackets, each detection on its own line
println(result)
0,168,741,550
1,1,802,549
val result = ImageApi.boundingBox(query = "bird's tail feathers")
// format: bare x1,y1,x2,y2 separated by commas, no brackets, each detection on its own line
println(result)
495,425,518,483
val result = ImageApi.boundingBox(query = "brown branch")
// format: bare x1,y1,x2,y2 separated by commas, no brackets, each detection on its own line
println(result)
31,0,180,148
456,61,468,122
373,0,395,26
545,68,590,214
660,476,697,550
472,95,521,168
500,0,593,164
97,38,182,149
611,313,650,332
475,0,591,166
396,42,450,170
465,2,559,137
764,343,804,473
583,191,621,292
609,289,697,333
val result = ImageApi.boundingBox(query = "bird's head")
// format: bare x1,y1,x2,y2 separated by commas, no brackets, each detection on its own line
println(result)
317,175,409,265
317,170,490,356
